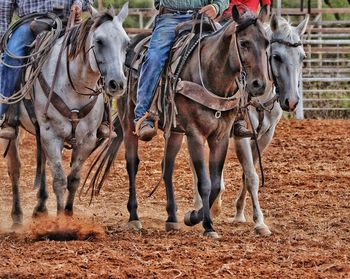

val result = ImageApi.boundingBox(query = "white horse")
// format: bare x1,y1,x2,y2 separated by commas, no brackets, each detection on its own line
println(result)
193,15,309,236
1,4,129,227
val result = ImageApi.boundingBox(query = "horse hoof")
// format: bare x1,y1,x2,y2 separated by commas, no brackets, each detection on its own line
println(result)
128,220,142,231
255,225,272,236
231,214,246,223
184,212,194,227
64,210,73,217
203,231,220,239
32,209,48,219
11,222,22,231
165,222,179,232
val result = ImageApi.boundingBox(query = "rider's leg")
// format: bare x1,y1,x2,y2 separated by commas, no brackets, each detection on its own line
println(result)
134,13,192,141
0,23,35,139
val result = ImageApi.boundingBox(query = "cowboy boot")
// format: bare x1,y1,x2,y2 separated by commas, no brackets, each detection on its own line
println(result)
233,119,254,138
97,122,117,139
0,122,16,140
139,120,157,142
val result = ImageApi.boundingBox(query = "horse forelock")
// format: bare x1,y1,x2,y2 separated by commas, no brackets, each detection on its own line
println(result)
68,11,115,62
271,17,301,44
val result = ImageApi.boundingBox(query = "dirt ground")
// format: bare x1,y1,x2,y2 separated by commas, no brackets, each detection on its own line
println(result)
0,119,349,278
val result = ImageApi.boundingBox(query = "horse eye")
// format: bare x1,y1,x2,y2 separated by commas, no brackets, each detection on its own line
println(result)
273,54,282,63
240,41,250,48
96,39,104,46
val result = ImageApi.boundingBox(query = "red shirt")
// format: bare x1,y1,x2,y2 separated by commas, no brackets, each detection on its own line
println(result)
223,0,271,15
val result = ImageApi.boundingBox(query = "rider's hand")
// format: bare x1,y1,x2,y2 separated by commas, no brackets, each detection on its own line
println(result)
71,4,82,23
199,5,218,20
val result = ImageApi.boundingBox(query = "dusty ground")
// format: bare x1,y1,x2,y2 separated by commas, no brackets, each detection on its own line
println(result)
0,119,349,278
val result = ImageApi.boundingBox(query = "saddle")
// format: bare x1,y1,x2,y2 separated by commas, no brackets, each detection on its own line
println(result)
127,18,216,74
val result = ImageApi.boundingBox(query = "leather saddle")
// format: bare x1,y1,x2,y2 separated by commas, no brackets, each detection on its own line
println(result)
126,18,217,74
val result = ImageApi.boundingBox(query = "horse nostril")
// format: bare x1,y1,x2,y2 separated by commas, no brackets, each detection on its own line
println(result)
285,98,289,109
108,80,122,91
252,79,265,90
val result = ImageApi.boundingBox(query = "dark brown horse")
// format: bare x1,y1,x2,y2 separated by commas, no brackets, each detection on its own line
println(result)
93,6,269,238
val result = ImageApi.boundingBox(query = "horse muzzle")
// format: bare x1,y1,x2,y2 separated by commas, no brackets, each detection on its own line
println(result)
247,79,266,97
106,78,126,97
280,96,299,112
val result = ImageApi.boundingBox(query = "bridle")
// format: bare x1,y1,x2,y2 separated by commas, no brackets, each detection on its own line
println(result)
195,14,260,118
66,34,107,97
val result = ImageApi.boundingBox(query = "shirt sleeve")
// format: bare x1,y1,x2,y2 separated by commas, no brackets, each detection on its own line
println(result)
211,0,229,16
261,0,271,6
73,0,95,11
0,0,15,40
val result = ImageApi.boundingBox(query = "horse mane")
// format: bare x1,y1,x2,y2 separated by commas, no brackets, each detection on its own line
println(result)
67,11,115,62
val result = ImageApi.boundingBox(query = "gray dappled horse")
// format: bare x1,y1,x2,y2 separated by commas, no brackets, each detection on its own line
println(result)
0,5,129,227
194,15,309,236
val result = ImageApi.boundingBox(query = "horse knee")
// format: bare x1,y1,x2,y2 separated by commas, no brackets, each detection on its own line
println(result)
244,171,259,189
67,173,80,192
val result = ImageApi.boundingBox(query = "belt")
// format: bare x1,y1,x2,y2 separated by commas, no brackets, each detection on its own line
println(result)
159,6,195,15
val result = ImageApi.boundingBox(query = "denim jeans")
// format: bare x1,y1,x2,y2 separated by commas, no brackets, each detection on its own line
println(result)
134,13,193,122
0,23,35,118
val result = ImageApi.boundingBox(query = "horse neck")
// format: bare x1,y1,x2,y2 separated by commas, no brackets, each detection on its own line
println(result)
66,33,101,95
184,23,241,97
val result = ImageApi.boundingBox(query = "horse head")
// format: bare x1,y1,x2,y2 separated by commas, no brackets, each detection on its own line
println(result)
232,5,269,97
88,3,130,97
269,15,309,111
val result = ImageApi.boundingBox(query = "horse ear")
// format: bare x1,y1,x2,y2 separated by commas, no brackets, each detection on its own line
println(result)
89,5,99,18
232,5,240,23
258,5,268,23
295,15,309,36
270,14,279,32
117,2,129,23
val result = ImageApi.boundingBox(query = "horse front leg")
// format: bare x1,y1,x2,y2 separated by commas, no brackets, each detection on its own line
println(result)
41,135,66,214
235,136,271,236
65,134,97,215
208,136,229,218
2,138,23,227
163,133,183,231
192,146,226,218
184,135,218,238
33,151,48,217
249,128,276,236
188,136,229,230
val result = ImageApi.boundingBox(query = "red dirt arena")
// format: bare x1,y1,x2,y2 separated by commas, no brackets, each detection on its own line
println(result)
0,119,349,278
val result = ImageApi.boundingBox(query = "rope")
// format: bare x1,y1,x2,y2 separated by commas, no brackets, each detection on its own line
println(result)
0,13,63,105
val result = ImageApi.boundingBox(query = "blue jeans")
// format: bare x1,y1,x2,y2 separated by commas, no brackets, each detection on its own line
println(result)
134,13,193,122
0,23,35,118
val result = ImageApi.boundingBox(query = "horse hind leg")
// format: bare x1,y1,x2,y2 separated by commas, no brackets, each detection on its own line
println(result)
33,151,48,217
163,133,183,232
125,130,142,230
3,138,23,227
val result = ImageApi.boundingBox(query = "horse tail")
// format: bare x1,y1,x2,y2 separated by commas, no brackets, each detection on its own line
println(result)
80,117,124,204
